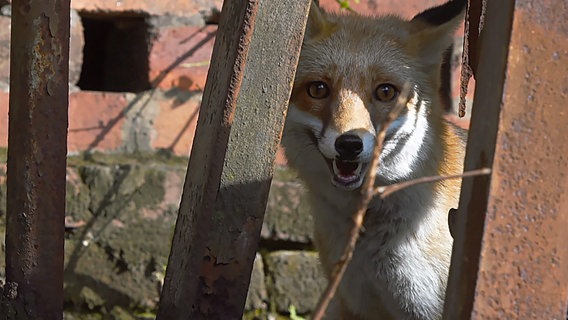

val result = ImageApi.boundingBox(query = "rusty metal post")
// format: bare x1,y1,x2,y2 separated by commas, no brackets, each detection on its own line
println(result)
156,0,310,319
2,0,70,319
444,0,568,319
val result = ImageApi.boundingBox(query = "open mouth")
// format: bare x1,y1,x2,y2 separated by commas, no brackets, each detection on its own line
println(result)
326,159,368,190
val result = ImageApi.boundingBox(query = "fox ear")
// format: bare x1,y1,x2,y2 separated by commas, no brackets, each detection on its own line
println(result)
304,1,337,42
408,0,466,67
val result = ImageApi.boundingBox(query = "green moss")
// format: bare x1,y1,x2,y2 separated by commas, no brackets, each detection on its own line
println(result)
133,310,157,319
0,149,190,168
79,287,106,311
67,151,188,168
272,166,300,182
0,147,6,163
109,306,137,320
243,309,272,320
63,311,104,320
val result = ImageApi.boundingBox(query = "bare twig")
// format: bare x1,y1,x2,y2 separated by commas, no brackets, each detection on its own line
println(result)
376,168,491,199
311,84,412,320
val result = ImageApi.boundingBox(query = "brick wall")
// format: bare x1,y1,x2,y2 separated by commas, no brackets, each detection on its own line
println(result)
0,0,472,161
0,0,221,157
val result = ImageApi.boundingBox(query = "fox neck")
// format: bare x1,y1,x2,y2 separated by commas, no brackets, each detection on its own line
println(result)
377,99,441,185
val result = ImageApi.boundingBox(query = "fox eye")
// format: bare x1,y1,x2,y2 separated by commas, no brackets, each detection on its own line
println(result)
374,83,398,102
307,81,330,99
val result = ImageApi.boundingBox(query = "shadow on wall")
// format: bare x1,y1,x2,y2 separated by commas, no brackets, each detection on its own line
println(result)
70,13,216,154
63,163,182,316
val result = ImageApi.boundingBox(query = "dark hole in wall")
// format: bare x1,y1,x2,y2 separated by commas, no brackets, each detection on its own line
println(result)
77,14,151,93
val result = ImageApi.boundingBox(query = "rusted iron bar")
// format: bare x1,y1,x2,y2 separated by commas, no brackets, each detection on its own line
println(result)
2,0,70,319
444,0,568,319
156,1,310,319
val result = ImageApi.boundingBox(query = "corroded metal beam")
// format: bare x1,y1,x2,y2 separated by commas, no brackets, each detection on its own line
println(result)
156,0,311,318
444,0,568,318
2,0,70,319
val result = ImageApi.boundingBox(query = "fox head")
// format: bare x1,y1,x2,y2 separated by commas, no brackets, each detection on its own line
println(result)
283,0,465,191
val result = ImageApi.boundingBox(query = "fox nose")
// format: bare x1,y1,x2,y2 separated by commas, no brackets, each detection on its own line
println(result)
335,134,363,160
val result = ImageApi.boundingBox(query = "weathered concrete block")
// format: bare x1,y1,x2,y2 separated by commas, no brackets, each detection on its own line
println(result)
64,163,184,312
0,148,5,280
245,253,268,311
0,208,4,283
65,167,92,227
265,251,327,315
262,173,314,244
0,90,6,155
0,153,327,318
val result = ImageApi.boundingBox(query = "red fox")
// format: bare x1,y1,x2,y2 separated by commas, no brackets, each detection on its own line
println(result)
282,1,467,319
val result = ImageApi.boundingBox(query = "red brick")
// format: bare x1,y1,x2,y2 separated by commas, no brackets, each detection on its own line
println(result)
68,91,130,154
141,170,184,220
0,91,130,154
71,0,221,17
275,147,287,167
151,92,200,156
149,25,216,91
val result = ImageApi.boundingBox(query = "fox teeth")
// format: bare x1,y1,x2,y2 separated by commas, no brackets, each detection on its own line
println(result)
355,162,362,175
332,160,340,176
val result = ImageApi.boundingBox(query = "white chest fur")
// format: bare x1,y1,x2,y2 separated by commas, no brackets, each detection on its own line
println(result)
309,184,453,320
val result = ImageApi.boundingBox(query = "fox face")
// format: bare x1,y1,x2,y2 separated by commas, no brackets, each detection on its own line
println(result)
283,1,464,191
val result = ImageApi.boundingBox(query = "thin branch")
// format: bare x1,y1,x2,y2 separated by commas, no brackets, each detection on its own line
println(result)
311,83,412,320
376,168,492,199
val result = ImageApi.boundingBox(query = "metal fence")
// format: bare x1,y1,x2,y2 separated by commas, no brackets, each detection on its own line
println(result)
2,0,567,319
